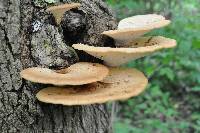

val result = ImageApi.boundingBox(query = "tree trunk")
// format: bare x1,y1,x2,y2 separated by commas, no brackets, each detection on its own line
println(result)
0,0,117,132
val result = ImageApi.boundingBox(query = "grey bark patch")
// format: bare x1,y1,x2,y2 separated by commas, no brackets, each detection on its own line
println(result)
31,24,78,68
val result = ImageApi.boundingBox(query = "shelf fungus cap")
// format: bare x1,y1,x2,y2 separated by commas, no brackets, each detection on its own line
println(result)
118,14,170,30
36,68,148,105
20,62,109,86
102,14,170,46
72,36,176,67
46,3,81,24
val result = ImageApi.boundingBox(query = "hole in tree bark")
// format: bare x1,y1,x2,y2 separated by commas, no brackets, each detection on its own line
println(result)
61,9,87,44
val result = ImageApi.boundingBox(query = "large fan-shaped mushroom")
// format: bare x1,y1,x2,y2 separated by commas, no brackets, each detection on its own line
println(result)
73,36,176,66
20,62,109,85
102,14,170,46
36,68,148,105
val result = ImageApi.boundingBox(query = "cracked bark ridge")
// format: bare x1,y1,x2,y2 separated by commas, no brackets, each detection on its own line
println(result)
0,0,117,132
31,24,78,68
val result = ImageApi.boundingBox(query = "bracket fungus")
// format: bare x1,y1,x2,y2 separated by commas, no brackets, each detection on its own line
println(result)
20,62,109,85
118,14,170,30
72,36,176,66
46,3,81,24
36,68,148,105
102,14,170,46
19,11,176,106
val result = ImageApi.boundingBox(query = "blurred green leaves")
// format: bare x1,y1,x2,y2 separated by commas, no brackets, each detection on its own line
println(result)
159,67,175,81
106,0,200,132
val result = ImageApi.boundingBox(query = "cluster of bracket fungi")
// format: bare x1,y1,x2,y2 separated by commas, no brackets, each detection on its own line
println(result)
20,3,176,106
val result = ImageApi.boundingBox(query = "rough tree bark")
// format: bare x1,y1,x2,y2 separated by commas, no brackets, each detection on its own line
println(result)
0,0,117,132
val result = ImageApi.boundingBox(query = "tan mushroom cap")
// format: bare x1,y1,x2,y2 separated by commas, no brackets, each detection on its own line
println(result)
118,14,169,29
20,62,109,86
72,36,176,66
46,3,81,24
102,14,170,46
36,68,148,105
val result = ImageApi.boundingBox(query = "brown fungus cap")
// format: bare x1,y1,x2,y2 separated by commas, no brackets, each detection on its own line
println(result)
102,14,170,46
20,62,109,86
46,3,81,24
72,36,176,66
36,68,148,105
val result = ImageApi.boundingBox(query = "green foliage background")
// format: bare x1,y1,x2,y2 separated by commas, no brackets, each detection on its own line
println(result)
106,0,200,132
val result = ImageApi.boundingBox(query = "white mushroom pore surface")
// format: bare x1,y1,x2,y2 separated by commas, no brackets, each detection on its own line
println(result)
72,36,176,67
102,14,170,46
